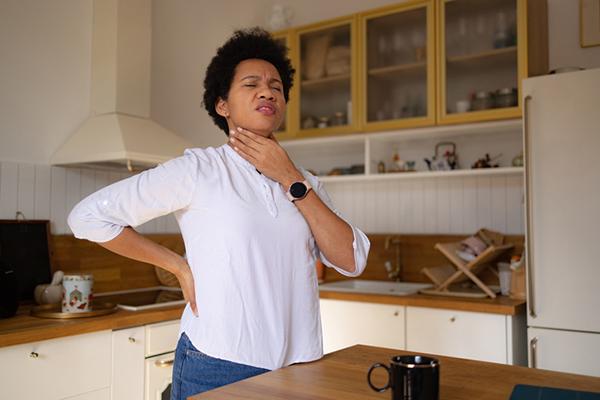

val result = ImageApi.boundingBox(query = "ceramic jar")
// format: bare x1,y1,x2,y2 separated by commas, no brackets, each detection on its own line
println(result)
62,274,94,313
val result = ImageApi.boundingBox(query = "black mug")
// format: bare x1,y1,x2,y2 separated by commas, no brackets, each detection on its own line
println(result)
368,355,439,400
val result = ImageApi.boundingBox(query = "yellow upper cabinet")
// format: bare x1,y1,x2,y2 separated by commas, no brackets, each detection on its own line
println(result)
437,0,548,125
295,16,360,138
271,29,297,141
360,1,436,132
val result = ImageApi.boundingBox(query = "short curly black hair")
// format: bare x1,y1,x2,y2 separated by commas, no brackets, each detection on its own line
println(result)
203,27,295,136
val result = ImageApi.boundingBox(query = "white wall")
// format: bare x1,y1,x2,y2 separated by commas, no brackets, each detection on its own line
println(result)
547,0,600,71
0,0,93,164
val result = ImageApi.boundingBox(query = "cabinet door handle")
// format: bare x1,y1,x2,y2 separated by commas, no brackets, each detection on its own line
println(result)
393,311,399,317
29,351,39,359
449,316,456,323
524,94,536,319
128,337,136,343
155,358,174,368
529,336,538,368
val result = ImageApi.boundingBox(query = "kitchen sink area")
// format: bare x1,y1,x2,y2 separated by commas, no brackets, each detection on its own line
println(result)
319,280,432,296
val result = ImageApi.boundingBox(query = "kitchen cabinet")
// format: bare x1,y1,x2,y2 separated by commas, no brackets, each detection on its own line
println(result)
406,306,526,365
276,0,546,138
437,0,546,125
295,16,360,138
112,326,145,400
0,330,112,400
319,298,405,353
361,0,436,131
112,319,180,400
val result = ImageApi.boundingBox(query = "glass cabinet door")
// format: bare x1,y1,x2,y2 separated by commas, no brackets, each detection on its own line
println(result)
296,17,358,137
362,1,435,131
439,0,522,123
271,30,297,140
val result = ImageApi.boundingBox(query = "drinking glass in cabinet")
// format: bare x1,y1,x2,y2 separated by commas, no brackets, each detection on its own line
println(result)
443,0,518,115
300,23,352,131
365,6,428,123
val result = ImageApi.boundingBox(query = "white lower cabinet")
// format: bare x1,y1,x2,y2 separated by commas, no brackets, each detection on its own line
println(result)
528,328,600,377
0,330,111,400
112,319,181,400
112,326,145,400
320,299,405,353
406,306,526,365
62,387,110,400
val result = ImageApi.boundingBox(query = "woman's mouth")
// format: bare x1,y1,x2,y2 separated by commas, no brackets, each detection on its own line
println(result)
256,104,276,116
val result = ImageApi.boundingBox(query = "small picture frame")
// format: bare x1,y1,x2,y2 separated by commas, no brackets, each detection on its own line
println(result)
580,0,600,48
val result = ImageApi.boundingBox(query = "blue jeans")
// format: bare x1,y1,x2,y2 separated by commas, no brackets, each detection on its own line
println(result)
171,333,270,399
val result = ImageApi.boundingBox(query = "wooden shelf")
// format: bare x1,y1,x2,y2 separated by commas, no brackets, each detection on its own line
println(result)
318,167,523,183
368,61,427,77
446,46,517,65
301,73,351,88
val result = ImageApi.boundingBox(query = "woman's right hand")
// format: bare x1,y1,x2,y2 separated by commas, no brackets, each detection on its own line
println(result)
176,261,198,317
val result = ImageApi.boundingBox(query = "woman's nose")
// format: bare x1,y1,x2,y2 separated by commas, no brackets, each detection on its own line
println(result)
257,86,275,100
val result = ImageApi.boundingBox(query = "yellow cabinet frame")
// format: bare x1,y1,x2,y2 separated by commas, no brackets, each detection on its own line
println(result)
271,29,298,141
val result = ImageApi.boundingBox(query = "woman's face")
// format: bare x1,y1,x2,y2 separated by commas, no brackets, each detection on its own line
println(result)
216,59,286,137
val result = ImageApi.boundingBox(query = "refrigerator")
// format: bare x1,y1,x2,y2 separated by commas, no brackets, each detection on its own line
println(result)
523,68,600,377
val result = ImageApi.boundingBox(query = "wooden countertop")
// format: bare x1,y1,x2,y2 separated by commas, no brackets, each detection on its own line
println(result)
0,304,184,348
319,290,526,315
190,345,600,400
0,289,523,348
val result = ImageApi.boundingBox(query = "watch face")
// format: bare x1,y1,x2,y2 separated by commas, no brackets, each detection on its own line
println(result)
289,182,308,199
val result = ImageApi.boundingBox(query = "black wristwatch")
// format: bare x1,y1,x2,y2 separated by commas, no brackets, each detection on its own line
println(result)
286,180,312,202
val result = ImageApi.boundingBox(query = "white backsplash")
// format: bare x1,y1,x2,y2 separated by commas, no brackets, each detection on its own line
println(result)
0,161,178,235
324,174,524,235
0,161,524,236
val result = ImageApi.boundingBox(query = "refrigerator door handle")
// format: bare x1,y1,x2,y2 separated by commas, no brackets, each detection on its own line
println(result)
524,94,536,318
529,336,538,368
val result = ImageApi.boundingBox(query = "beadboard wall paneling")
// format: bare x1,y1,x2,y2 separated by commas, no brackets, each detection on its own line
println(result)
0,160,524,235
324,174,524,235
0,161,178,235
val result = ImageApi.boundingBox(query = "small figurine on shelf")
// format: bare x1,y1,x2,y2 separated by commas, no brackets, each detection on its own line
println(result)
471,153,501,169
392,147,406,172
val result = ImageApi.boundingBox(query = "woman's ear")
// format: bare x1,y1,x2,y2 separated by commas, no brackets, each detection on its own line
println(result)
215,98,230,118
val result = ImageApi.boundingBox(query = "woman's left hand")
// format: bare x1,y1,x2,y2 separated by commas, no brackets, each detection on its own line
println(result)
229,127,304,186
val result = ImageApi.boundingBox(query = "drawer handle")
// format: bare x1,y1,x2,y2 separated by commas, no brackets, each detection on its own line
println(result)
155,359,174,368
128,337,136,343
449,317,456,322
393,311,399,317
29,351,39,359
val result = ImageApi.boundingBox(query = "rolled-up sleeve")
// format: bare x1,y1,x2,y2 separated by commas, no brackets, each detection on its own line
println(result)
302,170,370,277
68,150,199,243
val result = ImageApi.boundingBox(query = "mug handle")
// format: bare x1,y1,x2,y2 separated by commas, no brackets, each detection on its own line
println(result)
367,363,390,392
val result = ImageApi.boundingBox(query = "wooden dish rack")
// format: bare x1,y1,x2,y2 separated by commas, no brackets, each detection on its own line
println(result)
421,229,514,299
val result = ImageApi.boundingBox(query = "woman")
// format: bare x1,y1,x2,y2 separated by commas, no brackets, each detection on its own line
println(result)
68,27,369,399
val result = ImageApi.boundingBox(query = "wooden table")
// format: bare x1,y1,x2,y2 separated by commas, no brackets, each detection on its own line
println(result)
189,345,600,399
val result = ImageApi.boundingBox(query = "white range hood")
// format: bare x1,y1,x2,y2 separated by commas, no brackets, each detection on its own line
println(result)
51,0,191,171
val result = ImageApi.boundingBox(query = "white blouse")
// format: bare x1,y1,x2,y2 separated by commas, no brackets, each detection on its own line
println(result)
68,144,370,370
